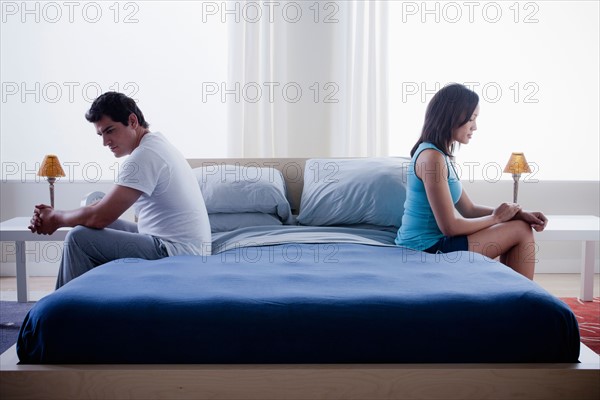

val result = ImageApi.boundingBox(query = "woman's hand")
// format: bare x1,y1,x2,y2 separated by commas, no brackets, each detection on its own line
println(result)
515,210,548,232
492,203,522,223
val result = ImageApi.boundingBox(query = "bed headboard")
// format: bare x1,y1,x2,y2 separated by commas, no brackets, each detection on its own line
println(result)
188,158,308,214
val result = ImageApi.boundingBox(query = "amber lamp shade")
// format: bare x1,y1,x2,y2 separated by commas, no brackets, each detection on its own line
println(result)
37,154,66,208
503,152,531,203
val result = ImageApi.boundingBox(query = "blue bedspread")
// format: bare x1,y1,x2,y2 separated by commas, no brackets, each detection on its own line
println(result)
17,227,579,363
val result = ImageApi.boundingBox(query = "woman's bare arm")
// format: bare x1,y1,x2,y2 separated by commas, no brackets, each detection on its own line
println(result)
417,150,520,237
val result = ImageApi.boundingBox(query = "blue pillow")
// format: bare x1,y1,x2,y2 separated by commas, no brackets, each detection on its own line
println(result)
209,213,283,233
297,158,409,228
194,164,293,224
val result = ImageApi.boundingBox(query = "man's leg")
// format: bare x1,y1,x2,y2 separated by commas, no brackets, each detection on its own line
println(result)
56,225,167,289
107,219,138,233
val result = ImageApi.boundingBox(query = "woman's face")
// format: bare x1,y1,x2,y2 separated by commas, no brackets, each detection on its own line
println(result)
452,104,479,145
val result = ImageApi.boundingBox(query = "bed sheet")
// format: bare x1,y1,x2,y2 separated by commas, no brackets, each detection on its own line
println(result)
17,227,579,363
211,225,398,251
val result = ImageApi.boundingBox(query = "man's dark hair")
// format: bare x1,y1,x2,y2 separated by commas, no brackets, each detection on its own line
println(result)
85,92,149,128
410,83,479,158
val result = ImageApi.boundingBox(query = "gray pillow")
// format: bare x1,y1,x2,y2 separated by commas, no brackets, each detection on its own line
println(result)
297,158,409,228
194,164,293,224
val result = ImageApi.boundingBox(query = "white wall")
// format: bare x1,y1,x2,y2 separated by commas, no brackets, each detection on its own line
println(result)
1,1,229,182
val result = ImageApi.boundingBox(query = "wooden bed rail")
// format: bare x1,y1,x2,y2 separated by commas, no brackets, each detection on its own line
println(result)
1,345,599,400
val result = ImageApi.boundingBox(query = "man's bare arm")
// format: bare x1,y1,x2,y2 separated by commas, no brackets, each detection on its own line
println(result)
29,185,142,234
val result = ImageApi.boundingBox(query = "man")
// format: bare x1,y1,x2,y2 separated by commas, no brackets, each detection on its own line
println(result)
29,92,211,288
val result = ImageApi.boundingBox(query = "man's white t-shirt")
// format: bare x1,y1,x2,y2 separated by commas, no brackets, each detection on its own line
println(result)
116,132,211,256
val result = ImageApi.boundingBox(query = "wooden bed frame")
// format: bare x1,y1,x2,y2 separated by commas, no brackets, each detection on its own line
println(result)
1,344,598,399
1,158,599,400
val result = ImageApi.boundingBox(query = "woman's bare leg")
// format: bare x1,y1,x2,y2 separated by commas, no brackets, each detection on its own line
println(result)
467,220,536,279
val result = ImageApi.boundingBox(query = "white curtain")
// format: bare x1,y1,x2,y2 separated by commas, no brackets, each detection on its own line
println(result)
331,1,389,157
227,1,389,158
227,7,289,157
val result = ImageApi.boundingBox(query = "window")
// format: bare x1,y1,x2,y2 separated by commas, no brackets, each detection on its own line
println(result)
388,1,599,181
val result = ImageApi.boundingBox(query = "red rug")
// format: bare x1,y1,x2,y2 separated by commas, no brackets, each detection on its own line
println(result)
560,297,600,355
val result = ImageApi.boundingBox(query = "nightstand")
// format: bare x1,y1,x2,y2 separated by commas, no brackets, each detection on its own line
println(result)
536,215,600,301
0,217,70,302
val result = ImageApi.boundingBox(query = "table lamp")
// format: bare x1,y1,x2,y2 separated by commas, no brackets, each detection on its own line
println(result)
503,152,531,203
37,154,66,208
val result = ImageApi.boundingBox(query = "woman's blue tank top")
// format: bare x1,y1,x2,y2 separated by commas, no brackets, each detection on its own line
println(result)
395,142,463,250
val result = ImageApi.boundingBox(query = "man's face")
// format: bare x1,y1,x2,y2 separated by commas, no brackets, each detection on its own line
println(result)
94,115,137,158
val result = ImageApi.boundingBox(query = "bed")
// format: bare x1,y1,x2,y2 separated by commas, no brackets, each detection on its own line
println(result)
1,158,599,399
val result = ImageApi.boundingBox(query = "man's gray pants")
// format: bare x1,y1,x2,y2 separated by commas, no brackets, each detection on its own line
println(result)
55,219,168,289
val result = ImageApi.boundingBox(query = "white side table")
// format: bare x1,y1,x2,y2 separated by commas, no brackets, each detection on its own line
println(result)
535,215,600,301
0,217,70,302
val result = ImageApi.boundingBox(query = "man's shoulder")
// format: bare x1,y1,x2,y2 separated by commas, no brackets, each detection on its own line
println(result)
141,131,169,146
132,132,171,157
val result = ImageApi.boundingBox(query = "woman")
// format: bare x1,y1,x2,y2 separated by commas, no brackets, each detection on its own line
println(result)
396,83,547,279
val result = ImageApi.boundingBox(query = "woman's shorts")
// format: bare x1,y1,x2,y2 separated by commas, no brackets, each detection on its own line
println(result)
423,235,469,254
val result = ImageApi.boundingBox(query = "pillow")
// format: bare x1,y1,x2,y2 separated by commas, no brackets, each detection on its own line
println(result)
80,191,105,206
209,213,282,233
194,164,293,223
297,158,409,228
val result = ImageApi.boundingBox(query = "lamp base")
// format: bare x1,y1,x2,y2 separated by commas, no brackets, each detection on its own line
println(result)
47,177,56,208
512,173,521,203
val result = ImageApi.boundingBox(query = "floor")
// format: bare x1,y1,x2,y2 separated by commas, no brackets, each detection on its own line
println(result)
0,274,599,301
534,274,600,298
0,276,56,301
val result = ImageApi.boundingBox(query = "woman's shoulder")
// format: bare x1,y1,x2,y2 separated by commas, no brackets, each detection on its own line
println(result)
418,142,445,152
413,146,448,181
414,142,445,160
413,142,446,158
415,147,446,163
